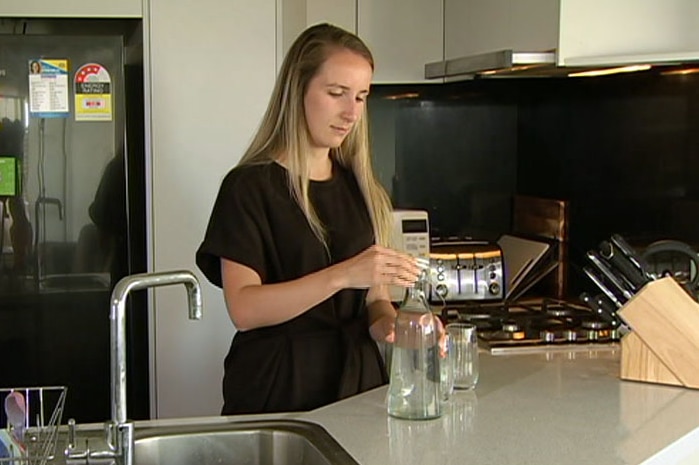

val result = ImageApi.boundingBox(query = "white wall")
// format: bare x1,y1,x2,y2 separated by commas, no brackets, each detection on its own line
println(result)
147,0,276,418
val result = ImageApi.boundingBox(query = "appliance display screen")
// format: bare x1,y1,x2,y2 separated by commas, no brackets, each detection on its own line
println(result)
0,157,17,196
402,219,428,233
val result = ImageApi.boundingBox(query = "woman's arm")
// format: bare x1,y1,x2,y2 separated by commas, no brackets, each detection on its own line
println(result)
221,245,417,331
366,285,397,343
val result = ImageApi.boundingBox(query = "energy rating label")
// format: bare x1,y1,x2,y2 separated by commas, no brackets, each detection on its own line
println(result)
74,63,113,121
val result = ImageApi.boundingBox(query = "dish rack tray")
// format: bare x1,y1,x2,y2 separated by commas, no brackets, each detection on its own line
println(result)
0,386,67,465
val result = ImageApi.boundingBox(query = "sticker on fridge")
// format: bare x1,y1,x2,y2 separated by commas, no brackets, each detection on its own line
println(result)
74,63,113,122
28,59,70,118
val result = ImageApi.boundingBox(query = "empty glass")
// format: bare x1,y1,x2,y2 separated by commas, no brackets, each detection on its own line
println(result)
445,323,479,389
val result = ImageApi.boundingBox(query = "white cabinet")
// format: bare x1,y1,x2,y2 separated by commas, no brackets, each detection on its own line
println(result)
444,0,559,59
276,0,356,71
148,0,277,418
277,0,443,83
558,0,699,66
358,0,443,83
443,0,699,68
306,0,356,32
0,0,142,17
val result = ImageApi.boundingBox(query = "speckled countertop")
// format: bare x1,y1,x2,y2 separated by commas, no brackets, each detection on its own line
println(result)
302,348,699,465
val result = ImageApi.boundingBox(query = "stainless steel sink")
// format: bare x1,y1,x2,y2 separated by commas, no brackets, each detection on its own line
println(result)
133,419,359,465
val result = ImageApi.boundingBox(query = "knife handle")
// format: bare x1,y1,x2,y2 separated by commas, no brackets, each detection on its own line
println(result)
599,240,649,291
586,250,634,301
580,292,618,327
583,266,623,308
594,294,624,329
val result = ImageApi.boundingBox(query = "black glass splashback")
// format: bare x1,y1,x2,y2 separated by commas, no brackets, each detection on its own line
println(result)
369,70,699,295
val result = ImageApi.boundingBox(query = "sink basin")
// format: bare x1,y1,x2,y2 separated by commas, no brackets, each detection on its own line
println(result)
39,273,110,291
134,419,359,465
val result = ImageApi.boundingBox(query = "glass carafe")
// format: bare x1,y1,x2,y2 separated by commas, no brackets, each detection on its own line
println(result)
387,270,442,420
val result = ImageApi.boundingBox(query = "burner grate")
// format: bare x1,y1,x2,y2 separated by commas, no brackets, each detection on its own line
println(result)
438,297,621,353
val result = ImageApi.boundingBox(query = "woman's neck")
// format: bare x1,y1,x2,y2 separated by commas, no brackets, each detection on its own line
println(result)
308,154,333,181
277,150,333,181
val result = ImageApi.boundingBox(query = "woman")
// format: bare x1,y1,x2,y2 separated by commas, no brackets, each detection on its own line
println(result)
196,23,418,414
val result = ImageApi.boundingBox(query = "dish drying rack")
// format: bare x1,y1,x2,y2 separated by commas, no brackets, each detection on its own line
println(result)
1,386,67,465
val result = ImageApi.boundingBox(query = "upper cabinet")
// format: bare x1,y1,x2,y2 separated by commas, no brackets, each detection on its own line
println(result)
0,0,142,17
306,0,356,33
442,0,699,69
357,0,443,83
558,0,699,66
444,0,558,59
277,0,443,83
276,0,357,71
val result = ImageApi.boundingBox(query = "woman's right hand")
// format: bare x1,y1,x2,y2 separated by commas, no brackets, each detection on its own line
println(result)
336,244,420,289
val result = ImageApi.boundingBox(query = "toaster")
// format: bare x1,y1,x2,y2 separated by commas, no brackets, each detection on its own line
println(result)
429,241,504,302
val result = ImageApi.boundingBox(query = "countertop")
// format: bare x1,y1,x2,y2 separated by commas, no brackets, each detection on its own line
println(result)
59,347,699,465
302,348,699,465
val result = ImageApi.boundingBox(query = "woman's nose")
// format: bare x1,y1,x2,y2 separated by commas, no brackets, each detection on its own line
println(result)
341,99,361,122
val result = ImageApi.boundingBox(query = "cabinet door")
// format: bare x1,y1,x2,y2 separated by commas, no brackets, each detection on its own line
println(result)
306,0,356,32
558,0,699,66
0,0,142,17
444,0,558,59
358,0,443,83
276,0,357,71
149,0,277,419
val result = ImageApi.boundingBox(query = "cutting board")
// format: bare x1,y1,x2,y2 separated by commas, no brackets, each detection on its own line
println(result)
618,277,699,389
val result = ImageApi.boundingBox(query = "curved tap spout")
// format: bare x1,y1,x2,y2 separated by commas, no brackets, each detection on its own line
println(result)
109,269,203,464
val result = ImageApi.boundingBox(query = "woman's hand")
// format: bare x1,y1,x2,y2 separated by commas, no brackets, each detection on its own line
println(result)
436,316,447,358
369,312,396,343
336,244,420,289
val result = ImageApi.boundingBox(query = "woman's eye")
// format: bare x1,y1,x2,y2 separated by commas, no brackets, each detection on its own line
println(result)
329,90,343,97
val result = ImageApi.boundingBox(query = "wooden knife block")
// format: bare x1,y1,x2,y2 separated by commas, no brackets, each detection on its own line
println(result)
618,277,699,389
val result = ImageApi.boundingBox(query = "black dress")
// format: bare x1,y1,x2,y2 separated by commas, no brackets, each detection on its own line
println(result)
196,161,388,414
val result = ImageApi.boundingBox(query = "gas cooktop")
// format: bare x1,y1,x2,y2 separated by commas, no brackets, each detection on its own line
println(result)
438,298,622,355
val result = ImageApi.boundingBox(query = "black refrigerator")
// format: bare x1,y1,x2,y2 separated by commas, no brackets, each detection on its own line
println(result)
0,19,148,423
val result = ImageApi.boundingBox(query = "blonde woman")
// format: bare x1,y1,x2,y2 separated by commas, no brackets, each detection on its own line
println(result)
196,23,418,414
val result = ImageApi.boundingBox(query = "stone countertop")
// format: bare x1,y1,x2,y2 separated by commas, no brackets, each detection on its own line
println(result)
61,347,699,465
301,348,699,465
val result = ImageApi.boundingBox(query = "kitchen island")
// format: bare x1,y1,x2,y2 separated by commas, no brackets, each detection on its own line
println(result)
302,348,699,465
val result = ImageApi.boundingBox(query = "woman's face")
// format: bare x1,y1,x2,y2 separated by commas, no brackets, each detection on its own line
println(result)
303,48,372,153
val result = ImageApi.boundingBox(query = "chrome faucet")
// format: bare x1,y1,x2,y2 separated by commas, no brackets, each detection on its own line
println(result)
72,270,203,465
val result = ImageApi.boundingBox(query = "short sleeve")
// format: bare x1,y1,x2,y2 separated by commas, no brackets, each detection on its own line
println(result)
196,168,269,288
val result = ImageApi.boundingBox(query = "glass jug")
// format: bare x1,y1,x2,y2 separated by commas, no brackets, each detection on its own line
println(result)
387,270,442,420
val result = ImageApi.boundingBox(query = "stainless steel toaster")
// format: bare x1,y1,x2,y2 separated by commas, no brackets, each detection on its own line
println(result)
429,241,504,302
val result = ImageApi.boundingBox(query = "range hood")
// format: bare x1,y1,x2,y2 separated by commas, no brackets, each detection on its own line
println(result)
424,48,699,80
425,50,563,79
426,0,699,80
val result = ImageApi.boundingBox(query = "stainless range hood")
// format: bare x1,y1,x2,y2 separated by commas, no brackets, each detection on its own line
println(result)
427,0,699,80
425,50,562,80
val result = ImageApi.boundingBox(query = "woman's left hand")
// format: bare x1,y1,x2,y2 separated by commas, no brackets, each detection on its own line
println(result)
369,313,396,343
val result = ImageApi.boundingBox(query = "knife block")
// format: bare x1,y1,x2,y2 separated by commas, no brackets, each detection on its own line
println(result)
618,277,699,389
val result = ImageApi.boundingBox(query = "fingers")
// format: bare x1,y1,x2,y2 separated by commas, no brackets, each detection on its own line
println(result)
343,245,423,289
373,246,420,287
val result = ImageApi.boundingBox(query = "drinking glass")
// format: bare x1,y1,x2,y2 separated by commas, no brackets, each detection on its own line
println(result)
445,323,479,389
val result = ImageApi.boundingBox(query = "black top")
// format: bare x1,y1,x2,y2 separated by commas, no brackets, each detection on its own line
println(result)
196,161,388,414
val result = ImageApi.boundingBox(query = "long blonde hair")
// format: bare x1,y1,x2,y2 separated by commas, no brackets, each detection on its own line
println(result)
238,23,393,248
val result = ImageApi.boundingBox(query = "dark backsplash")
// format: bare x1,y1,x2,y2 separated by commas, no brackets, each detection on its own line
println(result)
368,70,699,296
